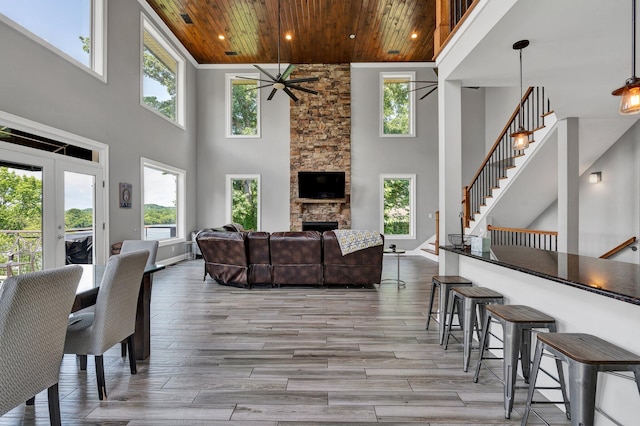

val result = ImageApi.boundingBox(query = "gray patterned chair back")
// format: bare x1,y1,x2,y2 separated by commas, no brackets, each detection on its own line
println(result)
120,240,158,267
0,265,83,415
64,250,148,355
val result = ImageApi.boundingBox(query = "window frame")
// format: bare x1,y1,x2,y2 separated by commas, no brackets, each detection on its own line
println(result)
225,174,261,231
140,157,185,246
379,72,416,137
140,14,185,127
225,73,261,138
0,0,107,80
380,174,416,239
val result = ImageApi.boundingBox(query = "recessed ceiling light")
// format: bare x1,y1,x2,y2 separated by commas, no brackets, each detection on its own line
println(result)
411,33,418,39
349,34,356,39
218,35,225,40
285,34,292,41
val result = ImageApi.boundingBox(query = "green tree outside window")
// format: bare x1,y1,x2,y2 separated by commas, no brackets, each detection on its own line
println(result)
231,178,258,230
383,178,411,235
231,79,258,136
383,78,411,135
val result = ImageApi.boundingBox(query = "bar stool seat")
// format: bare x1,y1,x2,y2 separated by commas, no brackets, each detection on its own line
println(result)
522,333,640,425
443,286,504,372
425,275,472,345
473,304,557,419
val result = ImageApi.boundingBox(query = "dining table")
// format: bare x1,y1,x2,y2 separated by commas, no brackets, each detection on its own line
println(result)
71,263,165,360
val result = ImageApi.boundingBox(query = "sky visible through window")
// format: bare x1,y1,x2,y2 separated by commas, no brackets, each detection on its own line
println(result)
0,0,91,66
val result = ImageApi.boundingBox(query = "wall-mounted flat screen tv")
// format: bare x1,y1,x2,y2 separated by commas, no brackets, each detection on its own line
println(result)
298,171,345,199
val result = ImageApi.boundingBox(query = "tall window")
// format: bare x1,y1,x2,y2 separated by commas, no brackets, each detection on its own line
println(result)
0,0,105,77
226,175,260,230
142,16,185,125
381,174,416,238
380,72,415,137
142,159,185,242
226,74,260,137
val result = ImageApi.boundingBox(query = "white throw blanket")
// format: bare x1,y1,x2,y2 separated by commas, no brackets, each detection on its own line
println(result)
333,229,383,256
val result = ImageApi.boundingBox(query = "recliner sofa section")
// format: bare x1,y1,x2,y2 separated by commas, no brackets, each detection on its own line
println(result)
196,229,383,288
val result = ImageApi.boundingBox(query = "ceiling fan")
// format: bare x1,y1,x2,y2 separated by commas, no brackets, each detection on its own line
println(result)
236,0,319,102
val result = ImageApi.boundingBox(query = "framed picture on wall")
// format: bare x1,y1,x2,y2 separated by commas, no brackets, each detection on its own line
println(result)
119,182,132,208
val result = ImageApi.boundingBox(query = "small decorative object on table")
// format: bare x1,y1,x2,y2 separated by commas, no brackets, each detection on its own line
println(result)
448,234,474,249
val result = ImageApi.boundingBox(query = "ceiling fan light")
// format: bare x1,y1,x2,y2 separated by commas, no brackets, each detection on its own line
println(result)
510,128,532,150
273,82,285,90
613,78,640,115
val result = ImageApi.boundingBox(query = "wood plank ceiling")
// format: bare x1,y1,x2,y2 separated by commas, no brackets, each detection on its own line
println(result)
145,0,436,64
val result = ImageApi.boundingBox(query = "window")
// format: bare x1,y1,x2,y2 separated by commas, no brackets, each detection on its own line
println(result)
226,175,260,230
0,0,105,77
381,174,416,239
141,16,185,125
142,158,185,243
380,72,415,137
226,74,260,137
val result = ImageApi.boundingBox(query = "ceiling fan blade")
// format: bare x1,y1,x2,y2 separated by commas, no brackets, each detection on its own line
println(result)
286,76,320,84
283,87,299,102
235,76,277,84
267,88,278,100
408,84,437,93
419,87,438,100
281,64,295,81
410,80,438,84
287,84,318,95
250,83,277,90
253,64,278,82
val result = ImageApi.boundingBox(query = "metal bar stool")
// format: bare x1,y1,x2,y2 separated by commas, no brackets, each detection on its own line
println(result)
443,286,504,372
522,333,640,425
425,275,472,345
473,304,557,419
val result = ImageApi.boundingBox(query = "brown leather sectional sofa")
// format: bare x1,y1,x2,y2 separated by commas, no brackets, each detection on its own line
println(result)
196,230,384,288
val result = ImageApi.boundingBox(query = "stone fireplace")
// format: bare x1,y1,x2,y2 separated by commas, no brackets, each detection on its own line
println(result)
290,64,351,230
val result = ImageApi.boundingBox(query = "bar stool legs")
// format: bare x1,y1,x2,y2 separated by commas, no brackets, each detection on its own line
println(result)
473,304,557,419
424,276,472,345
522,333,640,425
443,287,504,372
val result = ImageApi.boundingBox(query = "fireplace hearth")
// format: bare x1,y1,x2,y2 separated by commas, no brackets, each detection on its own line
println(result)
302,221,339,233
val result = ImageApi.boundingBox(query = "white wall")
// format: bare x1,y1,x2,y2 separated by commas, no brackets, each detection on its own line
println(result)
350,66,439,250
528,121,640,263
0,1,198,263
195,68,291,232
461,87,486,186
484,87,520,152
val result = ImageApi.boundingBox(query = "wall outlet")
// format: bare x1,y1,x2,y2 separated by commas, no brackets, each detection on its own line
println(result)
428,213,432,219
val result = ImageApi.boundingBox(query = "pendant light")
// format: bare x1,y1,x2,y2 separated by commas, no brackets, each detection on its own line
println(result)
612,0,640,115
511,40,533,151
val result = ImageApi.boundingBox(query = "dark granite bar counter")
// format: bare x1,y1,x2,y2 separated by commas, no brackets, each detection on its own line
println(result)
442,245,640,305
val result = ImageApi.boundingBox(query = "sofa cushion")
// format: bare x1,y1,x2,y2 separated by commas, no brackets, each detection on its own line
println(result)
247,232,271,284
269,231,322,285
196,231,249,285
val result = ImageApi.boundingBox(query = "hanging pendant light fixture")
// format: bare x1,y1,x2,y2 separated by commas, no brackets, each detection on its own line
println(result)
613,0,640,115
511,40,533,150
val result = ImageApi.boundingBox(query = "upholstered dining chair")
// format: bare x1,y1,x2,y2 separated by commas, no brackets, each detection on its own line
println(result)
120,240,158,267
118,239,158,356
64,250,148,400
0,265,83,426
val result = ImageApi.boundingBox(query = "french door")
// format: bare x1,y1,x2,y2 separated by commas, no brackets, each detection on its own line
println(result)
0,145,106,270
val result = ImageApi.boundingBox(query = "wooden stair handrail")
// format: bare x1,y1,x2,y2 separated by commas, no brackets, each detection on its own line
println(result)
600,237,637,259
468,87,534,190
487,225,557,236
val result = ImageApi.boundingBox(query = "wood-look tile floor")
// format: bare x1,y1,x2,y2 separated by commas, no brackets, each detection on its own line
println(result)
1,256,571,425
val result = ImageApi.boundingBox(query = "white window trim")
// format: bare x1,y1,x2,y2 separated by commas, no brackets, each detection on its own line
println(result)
140,14,186,128
379,71,416,138
225,174,261,230
225,73,261,138
0,0,107,81
380,174,416,239
141,157,186,247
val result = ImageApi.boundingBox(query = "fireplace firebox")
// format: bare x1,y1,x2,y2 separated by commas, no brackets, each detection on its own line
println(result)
302,221,338,233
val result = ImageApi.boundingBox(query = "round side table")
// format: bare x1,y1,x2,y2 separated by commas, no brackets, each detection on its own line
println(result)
382,248,406,289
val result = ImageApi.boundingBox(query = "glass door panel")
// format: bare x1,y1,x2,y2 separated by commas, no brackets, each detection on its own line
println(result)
0,160,43,279
63,171,95,264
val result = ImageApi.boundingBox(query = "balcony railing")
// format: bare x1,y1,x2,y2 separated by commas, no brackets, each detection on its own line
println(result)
434,0,480,58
